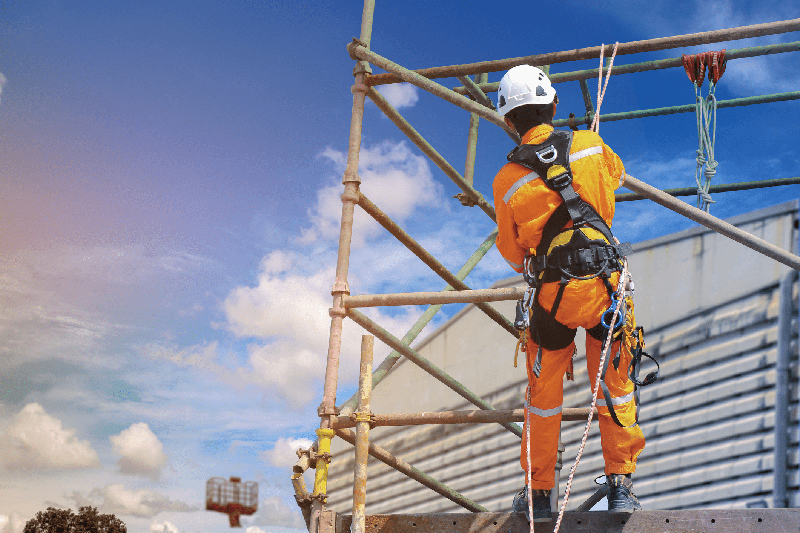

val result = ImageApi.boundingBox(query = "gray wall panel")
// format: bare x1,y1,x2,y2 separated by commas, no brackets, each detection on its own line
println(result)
326,202,799,515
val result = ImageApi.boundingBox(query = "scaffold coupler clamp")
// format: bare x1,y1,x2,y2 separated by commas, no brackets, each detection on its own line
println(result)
350,411,376,429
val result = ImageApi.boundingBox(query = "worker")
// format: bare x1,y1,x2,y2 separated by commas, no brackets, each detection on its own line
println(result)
492,65,645,522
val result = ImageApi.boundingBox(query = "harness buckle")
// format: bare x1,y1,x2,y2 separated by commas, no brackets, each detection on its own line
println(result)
547,172,572,191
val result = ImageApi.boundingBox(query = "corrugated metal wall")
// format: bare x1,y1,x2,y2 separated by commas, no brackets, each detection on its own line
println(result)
326,201,799,515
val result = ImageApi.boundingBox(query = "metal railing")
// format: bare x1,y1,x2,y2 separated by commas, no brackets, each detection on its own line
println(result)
292,4,800,532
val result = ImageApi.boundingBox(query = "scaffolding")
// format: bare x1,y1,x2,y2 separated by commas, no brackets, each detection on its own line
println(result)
292,4,800,533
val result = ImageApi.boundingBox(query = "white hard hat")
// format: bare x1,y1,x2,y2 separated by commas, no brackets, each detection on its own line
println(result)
497,65,557,117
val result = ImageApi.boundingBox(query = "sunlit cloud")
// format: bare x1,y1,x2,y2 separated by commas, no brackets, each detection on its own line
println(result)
375,83,419,109
0,513,25,533
248,496,305,529
304,141,446,245
262,437,314,468
68,484,197,519
110,422,168,480
0,403,100,471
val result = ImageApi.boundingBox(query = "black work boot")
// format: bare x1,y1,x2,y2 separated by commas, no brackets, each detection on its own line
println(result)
512,486,552,523
607,474,642,513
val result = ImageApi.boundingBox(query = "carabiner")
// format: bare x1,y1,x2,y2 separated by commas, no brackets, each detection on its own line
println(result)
601,291,624,330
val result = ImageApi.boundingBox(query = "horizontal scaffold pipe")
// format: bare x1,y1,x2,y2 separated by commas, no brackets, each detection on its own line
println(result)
366,18,800,86
624,175,800,270
365,89,500,220
357,192,515,336
331,407,596,429
453,41,800,95
346,308,523,438
344,287,526,308
335,428,487,512
553,91,800,128
616,176,800,202
349,43,520,143
337,230,500,418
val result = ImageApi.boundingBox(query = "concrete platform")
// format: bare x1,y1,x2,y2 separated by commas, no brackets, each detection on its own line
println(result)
325,509,800,533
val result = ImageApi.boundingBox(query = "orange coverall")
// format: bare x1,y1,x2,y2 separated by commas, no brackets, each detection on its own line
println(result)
492,124,645,490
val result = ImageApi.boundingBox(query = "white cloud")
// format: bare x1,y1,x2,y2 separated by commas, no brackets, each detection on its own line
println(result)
0,72,6,105
150,521,180,533
250,496,304,529
110,422,168,479
0,513,25,533
304,141,445,245
245,527,266,533
262,437,314,468
222,249,426,406
375,83,419,109
0,403,100,471
71,484,196,518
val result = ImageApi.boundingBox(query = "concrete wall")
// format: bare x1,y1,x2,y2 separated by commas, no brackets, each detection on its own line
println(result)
326,200,799,514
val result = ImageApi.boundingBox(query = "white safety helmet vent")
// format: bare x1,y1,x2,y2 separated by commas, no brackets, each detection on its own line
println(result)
497,65,557,117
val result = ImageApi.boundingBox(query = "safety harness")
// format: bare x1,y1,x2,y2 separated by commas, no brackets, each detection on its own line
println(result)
509,129,658,427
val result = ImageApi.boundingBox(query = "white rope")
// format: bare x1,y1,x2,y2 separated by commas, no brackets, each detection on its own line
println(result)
525,386,534,533
590,42,619,134
552,260,629,533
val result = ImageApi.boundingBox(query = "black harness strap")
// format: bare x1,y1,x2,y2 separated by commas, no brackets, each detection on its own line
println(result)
510,130,648,425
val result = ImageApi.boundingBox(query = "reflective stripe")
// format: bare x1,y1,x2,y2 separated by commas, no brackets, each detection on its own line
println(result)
569,145,602,163
503,172,539,203
504,256,523,270
609,391,634,406
528,404,562,418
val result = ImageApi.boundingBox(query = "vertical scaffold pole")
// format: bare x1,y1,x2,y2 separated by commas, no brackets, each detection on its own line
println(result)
312,2,376,533
352,335,374,533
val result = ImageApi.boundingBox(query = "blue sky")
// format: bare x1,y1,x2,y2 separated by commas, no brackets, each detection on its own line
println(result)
1,1,799,532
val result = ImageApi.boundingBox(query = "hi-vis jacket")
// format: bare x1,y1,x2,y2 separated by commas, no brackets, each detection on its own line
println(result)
492,124,627,272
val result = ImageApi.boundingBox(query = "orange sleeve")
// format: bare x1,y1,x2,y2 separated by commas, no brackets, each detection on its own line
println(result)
602,142,626,190
493,166,527,272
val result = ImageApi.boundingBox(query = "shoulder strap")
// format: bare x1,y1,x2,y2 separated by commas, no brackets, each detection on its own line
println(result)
508,130,616,254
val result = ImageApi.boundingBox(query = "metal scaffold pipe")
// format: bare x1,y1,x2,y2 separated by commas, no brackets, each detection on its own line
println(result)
616,176,800,202
623,175,800,270
366,87,499,220
337,230,499,418
452,41,800,95
331,407,596,428
350,42,520,143
357,192,515,335
367,18,800,86
344,287,526,308
553,91,800,128
351,336,374,533
335,428,488,512
311,1,375,531
346,308,523,438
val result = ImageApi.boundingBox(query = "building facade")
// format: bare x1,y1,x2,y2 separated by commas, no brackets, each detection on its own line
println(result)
327,201,799,514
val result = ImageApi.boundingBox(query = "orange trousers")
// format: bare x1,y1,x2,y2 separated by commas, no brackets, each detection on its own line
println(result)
520,275,645,490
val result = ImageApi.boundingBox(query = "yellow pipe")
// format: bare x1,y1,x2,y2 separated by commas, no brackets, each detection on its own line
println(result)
313,428,336,497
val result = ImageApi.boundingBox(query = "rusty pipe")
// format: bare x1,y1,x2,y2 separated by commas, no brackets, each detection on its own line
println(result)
330,407,596,428
352,336,374,533
335,427,487,512
624,175,800,270
343,287,527,308
366,18,800,86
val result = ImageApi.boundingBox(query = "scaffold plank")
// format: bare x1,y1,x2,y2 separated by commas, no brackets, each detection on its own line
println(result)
333,510,800,533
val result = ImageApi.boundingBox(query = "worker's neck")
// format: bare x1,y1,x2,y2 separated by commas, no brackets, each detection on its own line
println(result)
521,123,554,144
